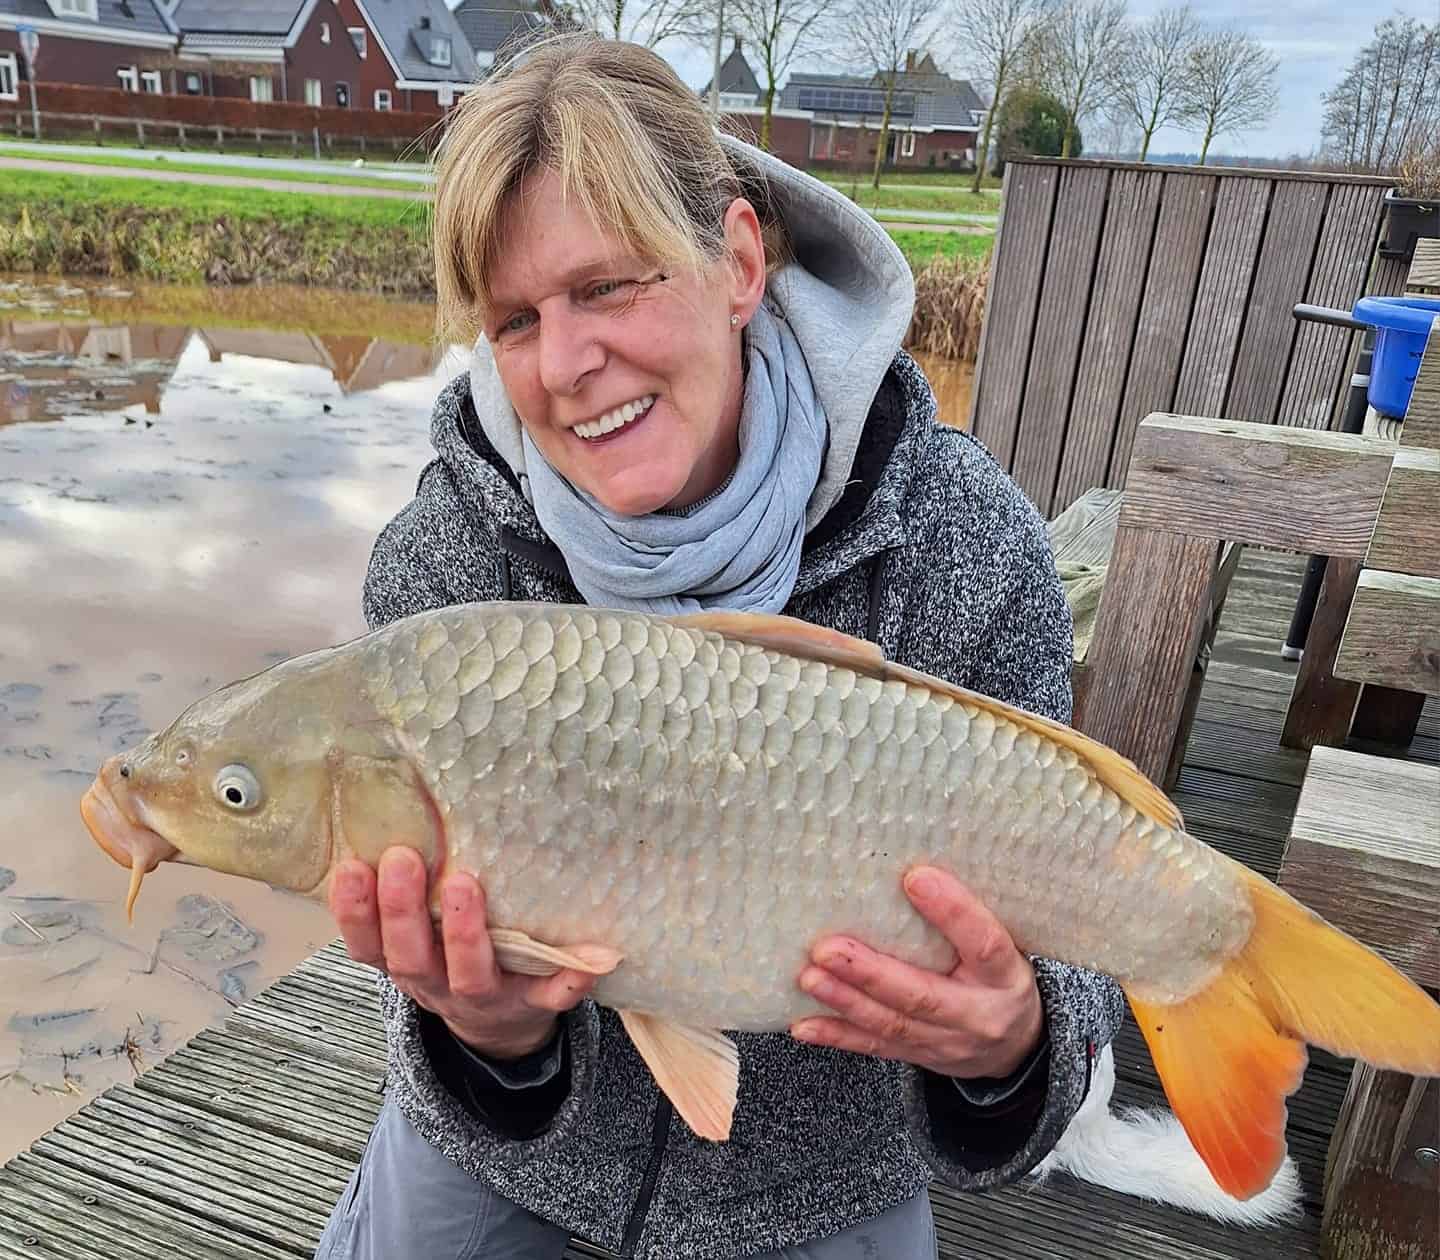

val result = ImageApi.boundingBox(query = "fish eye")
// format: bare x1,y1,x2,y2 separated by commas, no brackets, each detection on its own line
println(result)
214,765,262,812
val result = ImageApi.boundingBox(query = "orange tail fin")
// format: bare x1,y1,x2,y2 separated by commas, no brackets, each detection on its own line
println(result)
1125,861,1440,1201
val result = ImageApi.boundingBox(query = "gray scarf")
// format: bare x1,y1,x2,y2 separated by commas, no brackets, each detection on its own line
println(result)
522,299,828,614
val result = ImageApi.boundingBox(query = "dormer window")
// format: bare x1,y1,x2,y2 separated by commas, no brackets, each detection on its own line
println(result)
428,35,451,67
50,0,100,19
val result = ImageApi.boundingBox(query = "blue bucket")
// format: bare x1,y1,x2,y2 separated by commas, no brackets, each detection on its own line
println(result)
1353,295,1440,419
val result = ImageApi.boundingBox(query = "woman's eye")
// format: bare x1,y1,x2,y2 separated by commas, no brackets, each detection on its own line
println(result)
214,764,263,812
501,311,535,335
587,279,634,302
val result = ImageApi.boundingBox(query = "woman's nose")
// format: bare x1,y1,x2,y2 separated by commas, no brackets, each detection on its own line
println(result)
537,307,605,397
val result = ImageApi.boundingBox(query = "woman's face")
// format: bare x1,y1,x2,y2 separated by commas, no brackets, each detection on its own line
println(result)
483,168,767,517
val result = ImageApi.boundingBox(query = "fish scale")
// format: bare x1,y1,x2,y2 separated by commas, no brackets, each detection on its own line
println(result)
356,603,1251,1028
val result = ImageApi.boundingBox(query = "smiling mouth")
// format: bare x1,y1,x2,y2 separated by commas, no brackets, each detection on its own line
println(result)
573,394,656,442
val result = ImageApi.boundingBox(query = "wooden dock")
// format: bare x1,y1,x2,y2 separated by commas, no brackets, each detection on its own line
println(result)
2,550,1436,1260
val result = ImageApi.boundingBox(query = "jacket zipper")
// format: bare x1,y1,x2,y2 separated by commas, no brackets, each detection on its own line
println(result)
619,1095,673,1256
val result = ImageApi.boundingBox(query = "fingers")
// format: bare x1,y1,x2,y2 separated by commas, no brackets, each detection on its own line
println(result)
330,858,384,968
805,939,956,1033
903,866,1025,986
527,966,600,1013
377,846,442,991
439,872,499,998
797,959,944,1057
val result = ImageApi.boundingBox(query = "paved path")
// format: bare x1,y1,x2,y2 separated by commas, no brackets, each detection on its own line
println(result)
0,155,426,200
0,140,431,184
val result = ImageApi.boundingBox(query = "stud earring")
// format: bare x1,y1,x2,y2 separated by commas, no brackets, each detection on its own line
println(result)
730,314,740,328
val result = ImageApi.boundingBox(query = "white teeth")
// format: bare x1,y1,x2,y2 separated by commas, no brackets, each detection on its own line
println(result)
574,395,655,440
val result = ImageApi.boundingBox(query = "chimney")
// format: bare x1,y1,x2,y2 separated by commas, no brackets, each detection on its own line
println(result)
732,35,741,54
904,49,915,72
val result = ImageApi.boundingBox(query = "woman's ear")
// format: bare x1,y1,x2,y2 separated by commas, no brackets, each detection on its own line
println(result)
722,198,767,328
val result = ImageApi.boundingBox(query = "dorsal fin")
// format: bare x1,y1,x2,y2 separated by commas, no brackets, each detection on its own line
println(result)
672,611,886,674
672,610,1182,832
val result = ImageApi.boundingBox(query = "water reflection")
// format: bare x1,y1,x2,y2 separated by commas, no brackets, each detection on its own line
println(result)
0,275,456,1160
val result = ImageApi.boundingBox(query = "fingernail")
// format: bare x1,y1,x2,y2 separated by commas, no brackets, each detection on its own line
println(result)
906,869,940,900
792,1021,819,1042
799,967,827,996
813,941,851,969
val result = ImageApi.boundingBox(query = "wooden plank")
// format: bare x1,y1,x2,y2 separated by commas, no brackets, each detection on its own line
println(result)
1109,173,1215,486
1277,184,1390,429
1405,237,1440,292
1173,176,1271,417
1013,158,1391,187
1335,570,1440,695
970,162,1059,467
1226,181,1329,424
1281,558,1363,750
1075,525,1217,782
1278,745,1440,987
1010,165,1111,516
1321,1068,1440,1260
1053,170,1164,513
1401,319,1440,451
1365,447,1440,578
1120,415,1392,555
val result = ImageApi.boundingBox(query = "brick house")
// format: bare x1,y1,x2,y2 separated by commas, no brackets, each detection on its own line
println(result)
450,0,542,72
0,0,180,99
171,0,364,107
780,50,985,170
701,39,812,169
328,0,477,114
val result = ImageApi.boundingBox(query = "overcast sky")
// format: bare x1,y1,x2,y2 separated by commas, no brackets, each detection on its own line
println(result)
665,0,1440,161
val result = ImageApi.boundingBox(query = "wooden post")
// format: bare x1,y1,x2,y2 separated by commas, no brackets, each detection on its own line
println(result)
1322,1066,1439,1260
215,123,223,148
136,119,144,147
1074,524,1218,783
93,117,101,143
1281,557,1363,749
177,122,186,149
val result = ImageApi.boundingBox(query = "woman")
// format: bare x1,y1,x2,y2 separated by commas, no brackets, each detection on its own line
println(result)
316,32,1123,1260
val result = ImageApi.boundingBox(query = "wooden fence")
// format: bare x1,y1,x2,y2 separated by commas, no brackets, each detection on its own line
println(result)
970,159,1403,519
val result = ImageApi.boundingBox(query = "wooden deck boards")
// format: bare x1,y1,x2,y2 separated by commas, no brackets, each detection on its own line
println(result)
5,551,1438,1260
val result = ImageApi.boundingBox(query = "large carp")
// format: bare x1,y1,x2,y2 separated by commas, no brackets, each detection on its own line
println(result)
80,602,1440,1201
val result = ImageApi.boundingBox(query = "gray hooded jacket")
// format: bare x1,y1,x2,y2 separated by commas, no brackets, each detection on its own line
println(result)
358,138,1126,1258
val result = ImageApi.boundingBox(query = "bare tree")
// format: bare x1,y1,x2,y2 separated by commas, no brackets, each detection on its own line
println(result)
843,0,939,188
564,0,711,47
1178,27,1277,165
1031,0,1131,159
1109,4,1196,162
1321,17,1439,172
730,0,833,149
951,0,1053,192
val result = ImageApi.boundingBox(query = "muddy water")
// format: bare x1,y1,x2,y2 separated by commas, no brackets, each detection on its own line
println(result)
0,276,457,1160
0,277,977,1162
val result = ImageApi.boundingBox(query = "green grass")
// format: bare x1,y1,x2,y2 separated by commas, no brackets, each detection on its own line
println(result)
886,229,994,269
818,177,1001,217
0,145,432,193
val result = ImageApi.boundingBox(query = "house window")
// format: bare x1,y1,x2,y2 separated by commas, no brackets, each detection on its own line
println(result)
334,81,350,107
373,88,391,111
51,0,100,18
321,21,330,42
140,70,162,94
0,53,17,102
249,75,273,102
304,78,321,106
116,65,139,92
900,131,915,158
348,26,366,58
428,35,451,67
184,71,202,94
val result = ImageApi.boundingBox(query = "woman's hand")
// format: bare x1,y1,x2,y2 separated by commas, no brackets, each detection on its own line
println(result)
329,847,599,1060
790,866,1044,1080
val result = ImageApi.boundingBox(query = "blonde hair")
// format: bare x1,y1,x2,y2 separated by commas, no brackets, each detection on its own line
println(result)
431,32,790,344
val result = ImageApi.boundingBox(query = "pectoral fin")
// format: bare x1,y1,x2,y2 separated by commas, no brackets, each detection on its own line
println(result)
489,928,623,978
619,1011,739,1142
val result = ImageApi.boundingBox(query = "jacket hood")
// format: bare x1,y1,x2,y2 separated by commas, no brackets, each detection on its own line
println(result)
465,131,916,531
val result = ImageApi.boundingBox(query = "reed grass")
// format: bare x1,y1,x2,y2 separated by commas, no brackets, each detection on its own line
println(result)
905,253,989,362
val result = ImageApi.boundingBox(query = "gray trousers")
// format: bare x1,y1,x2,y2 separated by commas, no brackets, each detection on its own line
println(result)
315,1098,938,1259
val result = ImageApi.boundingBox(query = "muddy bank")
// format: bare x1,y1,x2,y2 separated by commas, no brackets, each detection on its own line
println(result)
0,275,450,1159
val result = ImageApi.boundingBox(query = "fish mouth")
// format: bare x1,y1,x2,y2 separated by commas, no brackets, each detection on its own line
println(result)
80,755,180,923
